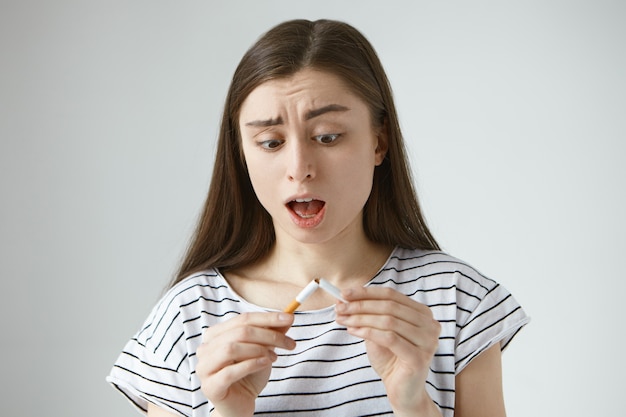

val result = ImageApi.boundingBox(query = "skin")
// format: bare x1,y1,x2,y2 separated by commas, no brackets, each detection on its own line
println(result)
240,69,386,250
148,69,507,417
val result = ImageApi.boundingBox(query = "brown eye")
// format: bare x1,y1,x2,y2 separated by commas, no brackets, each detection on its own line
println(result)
259,139,284,150
314,134,340,144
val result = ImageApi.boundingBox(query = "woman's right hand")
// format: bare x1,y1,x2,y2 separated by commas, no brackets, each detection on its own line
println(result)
195,312,296,417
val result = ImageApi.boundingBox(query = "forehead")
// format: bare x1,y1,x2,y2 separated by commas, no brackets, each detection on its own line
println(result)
239,69,367,119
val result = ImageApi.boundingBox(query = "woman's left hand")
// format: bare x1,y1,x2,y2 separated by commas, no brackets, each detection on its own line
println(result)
335,287,442,416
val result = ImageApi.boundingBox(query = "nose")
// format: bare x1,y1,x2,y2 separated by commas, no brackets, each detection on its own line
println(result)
286,141,315,182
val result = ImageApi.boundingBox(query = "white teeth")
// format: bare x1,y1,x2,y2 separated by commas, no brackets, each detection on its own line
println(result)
294,198,313,203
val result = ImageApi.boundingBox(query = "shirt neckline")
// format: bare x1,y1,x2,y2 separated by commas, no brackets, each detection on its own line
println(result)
214,246,399,313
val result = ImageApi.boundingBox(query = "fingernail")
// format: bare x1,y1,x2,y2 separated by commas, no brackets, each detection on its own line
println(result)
278,313,292,321
335,303,347,313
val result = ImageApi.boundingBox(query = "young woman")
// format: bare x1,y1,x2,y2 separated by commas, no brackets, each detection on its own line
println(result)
108,19,529,417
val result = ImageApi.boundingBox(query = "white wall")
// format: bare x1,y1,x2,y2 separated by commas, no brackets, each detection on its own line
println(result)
1,1,624,416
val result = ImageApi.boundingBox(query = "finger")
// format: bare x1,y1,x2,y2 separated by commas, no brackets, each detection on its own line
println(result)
336,296,435,329
197,341,278,375
202,312,294,342
204,325,297,355
337,310,441,348
335,291,440,348
336,297,428,319
341,287,433,316
201,355,275,401
348,325,438,366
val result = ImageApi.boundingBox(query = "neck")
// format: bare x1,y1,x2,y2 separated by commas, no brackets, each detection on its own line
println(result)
260,230,393,288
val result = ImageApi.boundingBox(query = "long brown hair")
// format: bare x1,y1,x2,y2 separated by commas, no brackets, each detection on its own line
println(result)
172,19,439,286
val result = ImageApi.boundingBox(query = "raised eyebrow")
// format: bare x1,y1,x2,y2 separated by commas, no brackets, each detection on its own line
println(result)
245,116,284,127
305,104,350,120
244,104,349,127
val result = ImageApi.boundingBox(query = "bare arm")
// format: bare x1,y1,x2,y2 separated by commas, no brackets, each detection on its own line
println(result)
336,287,509,417
454,343,507,417
148,403,227,417
147,403,180,417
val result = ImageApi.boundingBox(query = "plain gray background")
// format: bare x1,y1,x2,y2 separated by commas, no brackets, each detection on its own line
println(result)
1,1,624,416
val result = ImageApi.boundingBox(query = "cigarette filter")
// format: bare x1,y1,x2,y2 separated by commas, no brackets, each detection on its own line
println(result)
283,279,319,313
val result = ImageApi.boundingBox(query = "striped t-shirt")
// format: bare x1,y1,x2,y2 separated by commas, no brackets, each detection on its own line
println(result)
107,247,529,416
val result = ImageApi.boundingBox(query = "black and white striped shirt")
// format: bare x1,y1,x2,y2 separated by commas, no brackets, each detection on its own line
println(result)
107,248,529,416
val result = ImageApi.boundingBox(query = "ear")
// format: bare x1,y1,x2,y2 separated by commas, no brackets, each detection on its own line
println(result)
374,119,389,166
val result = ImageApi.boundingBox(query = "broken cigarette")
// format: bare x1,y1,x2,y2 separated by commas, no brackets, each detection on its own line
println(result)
283,279,319,313
283,278,349,313
315,278,348,303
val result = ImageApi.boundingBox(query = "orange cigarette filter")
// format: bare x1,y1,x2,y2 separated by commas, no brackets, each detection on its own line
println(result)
283,280,319,313
283,299,301,313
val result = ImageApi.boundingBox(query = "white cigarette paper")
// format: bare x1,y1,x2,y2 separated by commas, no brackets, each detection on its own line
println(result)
296,279,320,303
316,278,348,303
283,279,319,313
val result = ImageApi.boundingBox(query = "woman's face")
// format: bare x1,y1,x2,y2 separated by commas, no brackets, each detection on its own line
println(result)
239,69,387,246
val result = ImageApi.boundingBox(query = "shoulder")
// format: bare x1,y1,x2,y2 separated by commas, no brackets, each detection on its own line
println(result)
377,247,498,293
107,271,229,414
161,269,231,309
379,248,529,372
135,269,242,345
375,247,527,330
154,270,229,317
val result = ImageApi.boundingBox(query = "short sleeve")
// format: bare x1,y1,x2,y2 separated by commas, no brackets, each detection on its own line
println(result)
106,296,197,416
455,281,529,374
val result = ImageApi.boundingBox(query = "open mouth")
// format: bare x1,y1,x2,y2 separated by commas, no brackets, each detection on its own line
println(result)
287,198,326,219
